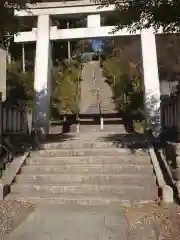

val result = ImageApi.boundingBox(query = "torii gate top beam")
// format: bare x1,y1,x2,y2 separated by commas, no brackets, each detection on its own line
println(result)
26,0,101,8
15,0,115,16
14,26,143,42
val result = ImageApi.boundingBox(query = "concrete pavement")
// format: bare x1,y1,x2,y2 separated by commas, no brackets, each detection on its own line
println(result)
6,204,128,240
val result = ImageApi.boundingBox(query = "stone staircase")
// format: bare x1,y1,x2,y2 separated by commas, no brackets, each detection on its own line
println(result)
80,61,99,115
6,132,158,205
92,61,116,114
80,61,116,115
78,61,122,132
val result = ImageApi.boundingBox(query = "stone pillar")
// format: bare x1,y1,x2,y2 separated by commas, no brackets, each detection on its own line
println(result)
87,14,101,27
33,15,52,137
141,28,161,135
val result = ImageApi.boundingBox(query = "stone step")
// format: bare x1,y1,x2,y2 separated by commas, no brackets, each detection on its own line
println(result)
99,118,122,121
27,155,150,165
79,127,126,133
41,141,120,150
30,148,147,158
15,173,156,186
100,101,111,103
21,164,153,175
78,126,101,132
10,184,157,201
6,193,156,206
79,124,124,129
101,106,110,109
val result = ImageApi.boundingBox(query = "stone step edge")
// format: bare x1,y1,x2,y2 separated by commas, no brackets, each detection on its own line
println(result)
27,160,151,165
21,169,153,175
11,184,158,196
15,180,157,188
41,145,124,149
6,194,156,206
16,172,155,178
32,151,131,155
31,148,144,152
41,148,148,152
11,183,151,190
28,155,149,159
22,163,153,168
10,190,158,200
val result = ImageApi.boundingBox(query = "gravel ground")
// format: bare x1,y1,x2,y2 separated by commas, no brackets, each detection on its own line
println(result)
124,203,180,240
0,200,35,240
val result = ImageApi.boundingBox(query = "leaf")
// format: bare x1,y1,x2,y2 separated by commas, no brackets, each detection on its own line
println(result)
52,59,82,115
93,0,180,33
0,0,36,42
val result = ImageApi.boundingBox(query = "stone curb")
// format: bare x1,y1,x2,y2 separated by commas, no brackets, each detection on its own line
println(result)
0,150,31,200
148,147,174,203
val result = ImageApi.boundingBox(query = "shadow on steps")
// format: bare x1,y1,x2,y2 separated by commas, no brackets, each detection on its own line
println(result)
98,132,148,153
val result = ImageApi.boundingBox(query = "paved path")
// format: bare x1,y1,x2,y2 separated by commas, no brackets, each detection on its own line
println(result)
6,205,127,240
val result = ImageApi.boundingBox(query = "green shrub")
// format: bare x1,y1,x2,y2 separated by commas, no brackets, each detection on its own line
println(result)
7,61,34,107
51,59,82,118
102,58,145,122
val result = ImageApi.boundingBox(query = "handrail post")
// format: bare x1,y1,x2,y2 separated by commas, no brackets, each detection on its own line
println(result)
76,117,80,133
100,115,104,130
93,68,104,131
76,72,81,133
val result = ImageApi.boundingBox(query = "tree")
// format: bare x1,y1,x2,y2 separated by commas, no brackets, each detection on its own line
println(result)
100,35,146,131
94,0,180,32
51,59,82,118
102,54,144,132
156,34,180,81
101,36,141,79
7,61,34,106
0,0,36,42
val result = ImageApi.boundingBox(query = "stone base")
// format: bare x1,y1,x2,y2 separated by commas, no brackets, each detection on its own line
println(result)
163,141,180,180
162,185,174,203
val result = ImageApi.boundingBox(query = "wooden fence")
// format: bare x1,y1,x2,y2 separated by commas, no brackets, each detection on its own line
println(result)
0,96,31,172
161,81,180,141
160,82,180,184
2,104,29,136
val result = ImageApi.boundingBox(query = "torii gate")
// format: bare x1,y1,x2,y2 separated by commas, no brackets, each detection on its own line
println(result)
14,0,162,135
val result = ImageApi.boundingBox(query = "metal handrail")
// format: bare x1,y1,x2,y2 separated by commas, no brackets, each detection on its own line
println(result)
92,68,101,114
96,88,102,115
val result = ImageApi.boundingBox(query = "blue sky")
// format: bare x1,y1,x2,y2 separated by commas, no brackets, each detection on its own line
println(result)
81,18,103,51
89,40,103,51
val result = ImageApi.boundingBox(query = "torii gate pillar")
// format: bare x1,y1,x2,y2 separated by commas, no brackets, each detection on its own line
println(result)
141,29,161,134
33,15,52,136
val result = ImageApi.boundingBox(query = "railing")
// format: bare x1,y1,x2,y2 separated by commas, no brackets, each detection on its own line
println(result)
97,90,104,130
0,96,31,174
75,74,81,133
96,88,101,113
160,81,180,192
93,72,104,130
2,104,29,136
